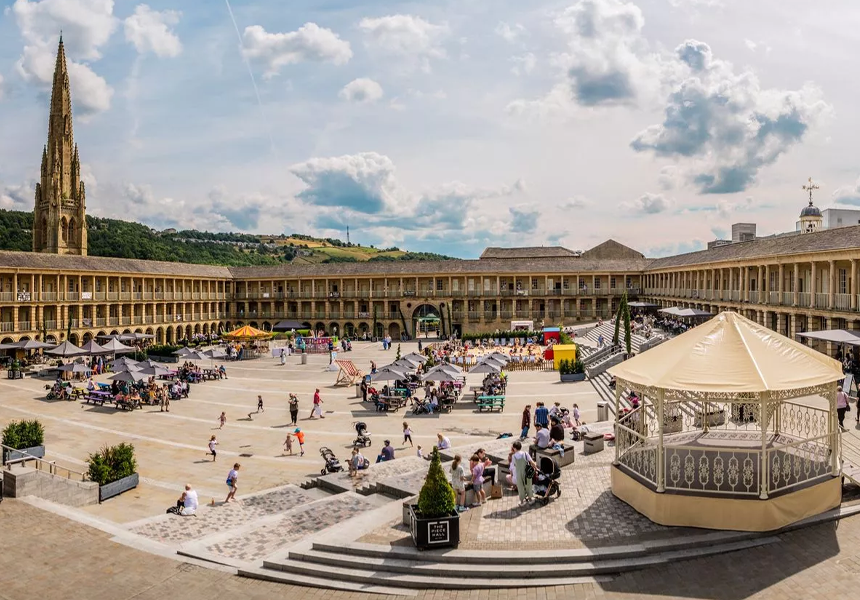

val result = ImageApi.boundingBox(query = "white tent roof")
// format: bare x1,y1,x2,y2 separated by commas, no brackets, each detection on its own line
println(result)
608,311,843,393
796,329,860,345
659,307,713,318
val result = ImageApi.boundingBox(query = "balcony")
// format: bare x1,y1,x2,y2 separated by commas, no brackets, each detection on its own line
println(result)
41,292,58,302
451,312,463,321
749,291,758,304
18,321,32,330
814,293,829,309
836,294,851,311
798,292,811,307
782,292,793,305
1,322,13,332
467,311,481,321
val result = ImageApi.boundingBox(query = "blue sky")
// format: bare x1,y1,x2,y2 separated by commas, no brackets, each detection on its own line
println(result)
1,0,860,258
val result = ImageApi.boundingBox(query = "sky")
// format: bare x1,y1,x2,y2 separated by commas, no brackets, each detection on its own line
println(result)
1,0,860,258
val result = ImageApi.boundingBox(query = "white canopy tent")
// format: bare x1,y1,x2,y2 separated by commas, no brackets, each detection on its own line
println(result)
658,306,713,319
796,329,860,346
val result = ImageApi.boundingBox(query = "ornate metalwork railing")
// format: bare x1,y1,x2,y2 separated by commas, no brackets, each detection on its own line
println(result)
664,445,761,496
767,433,833,495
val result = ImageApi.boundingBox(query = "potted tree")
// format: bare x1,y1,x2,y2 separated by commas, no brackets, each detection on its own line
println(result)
7,359,22,380
559,358,587,382
2,419,45,462
87,442,139,502
408,447,459,550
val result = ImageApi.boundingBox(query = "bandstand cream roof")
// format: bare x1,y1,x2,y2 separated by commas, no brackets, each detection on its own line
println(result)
608,311,843,393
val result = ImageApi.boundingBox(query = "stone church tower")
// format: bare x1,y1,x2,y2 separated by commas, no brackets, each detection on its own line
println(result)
33,36,88,256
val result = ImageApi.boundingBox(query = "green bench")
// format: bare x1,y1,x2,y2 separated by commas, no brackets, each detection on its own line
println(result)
476,395,505,412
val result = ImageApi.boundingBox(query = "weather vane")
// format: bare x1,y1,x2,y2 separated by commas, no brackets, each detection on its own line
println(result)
802,177,819,207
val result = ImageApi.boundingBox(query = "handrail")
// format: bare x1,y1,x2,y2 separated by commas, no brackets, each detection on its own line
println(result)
2,444,88,482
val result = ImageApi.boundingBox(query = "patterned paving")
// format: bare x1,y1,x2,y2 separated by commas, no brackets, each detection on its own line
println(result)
204,493,377,561
128,485,314,545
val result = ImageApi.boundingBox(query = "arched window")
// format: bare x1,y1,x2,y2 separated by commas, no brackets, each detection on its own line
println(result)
61,217,68,243
68,218,76,245
41,217,48,248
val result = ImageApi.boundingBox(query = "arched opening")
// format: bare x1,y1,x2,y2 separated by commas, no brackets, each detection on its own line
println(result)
388,322,401,340
374,322,384,338
61,217,68,243
184,325,192,340
1,337,14,345
156,327,164,344
249,321,259,329
193,324,201,335
68,217,76,245
411,304,440,339
329,322,339,337
344,322,355,337
68,333,79,345
301,322,312,331
165,328,173,344
41,217,48,248
202,324,209,335
82,332,93,343
314,322,326,335
262,321,271,331
358,322,369,337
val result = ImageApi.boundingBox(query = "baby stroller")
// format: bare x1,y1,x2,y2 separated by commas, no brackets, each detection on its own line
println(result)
532,456,562,505
411,398,431,415
319,447,344,475
353,421,372,448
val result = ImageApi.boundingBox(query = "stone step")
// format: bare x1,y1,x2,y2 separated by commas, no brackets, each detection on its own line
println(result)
238,566,418,596
251,558,610,590
310,528,771,564
249,537,779,589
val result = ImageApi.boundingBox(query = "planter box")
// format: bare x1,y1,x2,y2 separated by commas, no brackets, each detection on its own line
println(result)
99,473,139,502
408,504,460,550
559,373,586,382
2,445,45,464
7,370,23,380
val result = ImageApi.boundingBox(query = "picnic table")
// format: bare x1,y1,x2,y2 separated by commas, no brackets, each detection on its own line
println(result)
115,396,141,411
476,395,505,412
378,395,408,412
393,387,411,397
202,368,220,380
96,382,111,391
85,390,114,406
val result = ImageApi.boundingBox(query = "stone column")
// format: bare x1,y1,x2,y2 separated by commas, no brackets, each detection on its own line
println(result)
793,263,799,306
778,264,784,305
853,259,859,311
810,262,817,308
829,260,836,309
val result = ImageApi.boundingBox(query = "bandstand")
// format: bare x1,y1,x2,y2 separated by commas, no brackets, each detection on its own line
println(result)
609,311,845,531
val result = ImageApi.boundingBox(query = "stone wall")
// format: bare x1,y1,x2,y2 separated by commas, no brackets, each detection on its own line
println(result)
2,466,98,507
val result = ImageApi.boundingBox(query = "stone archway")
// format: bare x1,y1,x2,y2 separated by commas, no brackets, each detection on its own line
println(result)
411,303,440,339
388,322,401,340
344,322,355,337
69,333,79,345
156,327,164,344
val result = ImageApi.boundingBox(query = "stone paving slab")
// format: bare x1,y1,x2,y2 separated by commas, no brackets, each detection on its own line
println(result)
127,484,315,545
201,493,379,562
316,455,431,494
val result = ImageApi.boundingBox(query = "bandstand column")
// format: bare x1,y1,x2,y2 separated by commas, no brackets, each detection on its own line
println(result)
657,389,665,493
760,391,769,500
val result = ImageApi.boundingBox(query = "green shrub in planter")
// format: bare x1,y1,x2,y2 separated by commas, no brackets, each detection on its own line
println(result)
572,358,585,374
417,447,456,518
146,344,181,357
2,419,45,450
87,443,137,486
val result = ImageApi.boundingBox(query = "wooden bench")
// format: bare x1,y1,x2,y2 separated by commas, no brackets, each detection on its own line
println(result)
84,393,111,406
477,396,505,412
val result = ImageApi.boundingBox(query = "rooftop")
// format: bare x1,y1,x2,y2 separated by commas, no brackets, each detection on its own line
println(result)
479,246,579,259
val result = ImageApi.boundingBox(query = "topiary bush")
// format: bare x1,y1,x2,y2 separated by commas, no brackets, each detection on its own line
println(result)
2,419,45,449
87,442,137,485
417,447,456,518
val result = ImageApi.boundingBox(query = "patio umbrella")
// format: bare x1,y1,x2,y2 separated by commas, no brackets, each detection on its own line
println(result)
204,348,227,359
370,368,408,382
425,364,462,377
469,362,501,375
81,340,110,355
403,352,428,364
421,370,459,383
45,340,87,358
136,365,171,377
101,338,135,355
111,363,142,374
173,347,195,357
2,340,55,351
184,350,209,361
110,371,144,383
390,358,420,370
479,356,507,368
58,363,91,374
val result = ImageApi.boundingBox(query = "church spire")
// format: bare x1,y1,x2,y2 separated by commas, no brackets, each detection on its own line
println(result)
33,34,87,256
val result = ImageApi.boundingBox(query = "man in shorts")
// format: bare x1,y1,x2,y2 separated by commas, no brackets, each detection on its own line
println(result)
225,463,240,503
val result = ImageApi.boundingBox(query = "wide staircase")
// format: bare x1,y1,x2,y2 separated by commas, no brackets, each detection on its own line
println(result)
239,533,780,592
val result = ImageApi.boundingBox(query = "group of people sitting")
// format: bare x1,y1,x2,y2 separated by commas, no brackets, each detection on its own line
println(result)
348,440,396,476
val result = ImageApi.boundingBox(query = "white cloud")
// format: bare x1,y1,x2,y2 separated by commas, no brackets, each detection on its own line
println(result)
510,53,536,76
632,40,831,194
359,15,449,71
11,0,115,116
0,180,32,209
242,23,352,78
744,39,771,54
495,21,526,43
832,177,860,206
624,192,672,214
11,0,117,61
339,78,384,103
560,196,592,209
124,4,182,58
507,0,672,118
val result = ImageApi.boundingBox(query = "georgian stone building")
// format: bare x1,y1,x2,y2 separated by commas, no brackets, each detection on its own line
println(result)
1,39,859,351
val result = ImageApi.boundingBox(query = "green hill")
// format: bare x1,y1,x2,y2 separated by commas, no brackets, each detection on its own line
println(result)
0,210,457,266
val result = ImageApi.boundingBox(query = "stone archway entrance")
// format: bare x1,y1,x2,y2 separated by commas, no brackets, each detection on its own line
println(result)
411,304,440,339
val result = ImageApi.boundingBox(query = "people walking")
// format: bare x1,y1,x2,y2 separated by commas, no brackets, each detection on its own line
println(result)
225,463,240,503
450,454,468,512
207,435,218,461
837,385,850,429
218,411,227,429
520,404,531,440
283,432,293,456
403,422,413,447
294,428,305,456
288,393,299,426
534,402,549,428
257,395,264,413
309,388,324,419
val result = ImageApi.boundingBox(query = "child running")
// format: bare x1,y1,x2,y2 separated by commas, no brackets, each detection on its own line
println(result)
294,428,305,456
283,432,294,456
402,421,414,447
207,435,218,461
225,463,240,503
218,411,227,429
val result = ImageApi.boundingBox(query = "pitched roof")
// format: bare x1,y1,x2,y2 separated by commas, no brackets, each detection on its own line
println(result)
646,225,860,270
0,250,232,278
230,257,650,279
479,247,578,259
581,240,645,261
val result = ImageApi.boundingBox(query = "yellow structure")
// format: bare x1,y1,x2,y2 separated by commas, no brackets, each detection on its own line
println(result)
608,312,844,531
552,344,577,369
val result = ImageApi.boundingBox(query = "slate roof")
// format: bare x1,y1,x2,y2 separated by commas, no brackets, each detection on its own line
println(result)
479,247,579,259
0,251,232,278
646,225,860,270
